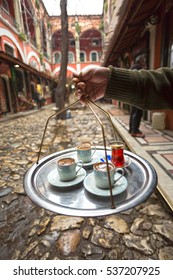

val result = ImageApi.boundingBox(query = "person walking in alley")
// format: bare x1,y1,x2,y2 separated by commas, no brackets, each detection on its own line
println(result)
129,54,146,138
73,66,173,110
32,91,45,109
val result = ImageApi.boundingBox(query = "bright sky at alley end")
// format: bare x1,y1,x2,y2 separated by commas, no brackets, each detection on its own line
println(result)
42,0,104,16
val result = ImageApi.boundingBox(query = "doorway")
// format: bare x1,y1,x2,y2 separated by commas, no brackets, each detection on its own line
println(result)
0,76,11,114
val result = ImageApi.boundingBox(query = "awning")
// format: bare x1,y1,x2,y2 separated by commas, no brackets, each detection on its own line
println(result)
102,0,163,66
0,51,53,80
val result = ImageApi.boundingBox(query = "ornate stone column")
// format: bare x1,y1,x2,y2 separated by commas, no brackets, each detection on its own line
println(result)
13,0,24,33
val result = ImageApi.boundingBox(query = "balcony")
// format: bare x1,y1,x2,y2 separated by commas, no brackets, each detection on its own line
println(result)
0,5,18,29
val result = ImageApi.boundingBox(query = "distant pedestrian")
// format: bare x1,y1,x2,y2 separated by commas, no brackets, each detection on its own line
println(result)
129,54,146,138
32,91,45,109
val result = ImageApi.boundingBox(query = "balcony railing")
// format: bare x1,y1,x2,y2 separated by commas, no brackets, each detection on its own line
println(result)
0,5,18,29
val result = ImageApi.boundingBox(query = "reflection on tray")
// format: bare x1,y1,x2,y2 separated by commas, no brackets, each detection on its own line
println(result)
84,172,128,197
47,168,86,188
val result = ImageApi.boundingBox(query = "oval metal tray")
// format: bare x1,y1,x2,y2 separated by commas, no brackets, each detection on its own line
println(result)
24,146,158,217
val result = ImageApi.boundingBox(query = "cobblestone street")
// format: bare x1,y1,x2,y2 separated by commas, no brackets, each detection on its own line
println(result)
0,104,173,260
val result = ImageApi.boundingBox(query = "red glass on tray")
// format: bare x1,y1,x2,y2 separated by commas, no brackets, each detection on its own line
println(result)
111,141,125,167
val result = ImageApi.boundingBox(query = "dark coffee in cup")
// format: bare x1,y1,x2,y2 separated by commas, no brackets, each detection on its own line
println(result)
58,158,75,166
77,143,91,150
94,162,114,172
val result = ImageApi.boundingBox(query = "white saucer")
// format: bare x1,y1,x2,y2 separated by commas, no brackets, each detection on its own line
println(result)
47,168,86,188
83,172,128,197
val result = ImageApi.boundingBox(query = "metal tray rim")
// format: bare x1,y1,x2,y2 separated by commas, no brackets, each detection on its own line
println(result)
24,147,158,217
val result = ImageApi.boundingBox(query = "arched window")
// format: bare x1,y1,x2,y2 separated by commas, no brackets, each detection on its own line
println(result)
54,52,61,63
68,52,74,63
80,51,86,62
90,51,98,62
4,43,14,56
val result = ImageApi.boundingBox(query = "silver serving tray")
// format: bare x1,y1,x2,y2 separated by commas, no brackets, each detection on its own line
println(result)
24,146,157,217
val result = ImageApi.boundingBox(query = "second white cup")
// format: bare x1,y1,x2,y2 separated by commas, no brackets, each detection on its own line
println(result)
77,142,96,163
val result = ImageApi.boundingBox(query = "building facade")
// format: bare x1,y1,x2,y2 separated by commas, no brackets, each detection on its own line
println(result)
101,0,173,130
50,14,103,82
0,0,103,116
0,0,54,114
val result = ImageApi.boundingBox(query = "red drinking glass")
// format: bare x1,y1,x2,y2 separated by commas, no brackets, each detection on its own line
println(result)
111,141,125,167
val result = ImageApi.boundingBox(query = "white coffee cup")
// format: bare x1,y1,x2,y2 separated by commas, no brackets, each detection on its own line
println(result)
93,162,124,189
77,142,96,163
57,157,83,182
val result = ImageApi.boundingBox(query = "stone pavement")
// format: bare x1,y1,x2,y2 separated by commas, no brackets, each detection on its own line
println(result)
106,105,173,211
0,103,173,260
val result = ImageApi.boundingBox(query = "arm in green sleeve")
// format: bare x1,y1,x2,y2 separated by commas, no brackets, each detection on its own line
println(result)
105,66,173,110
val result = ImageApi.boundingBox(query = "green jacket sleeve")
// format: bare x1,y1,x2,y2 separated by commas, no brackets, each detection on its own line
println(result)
105,66,173,110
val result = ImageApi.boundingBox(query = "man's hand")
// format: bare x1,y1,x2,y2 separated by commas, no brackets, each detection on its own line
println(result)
73,66,110,102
